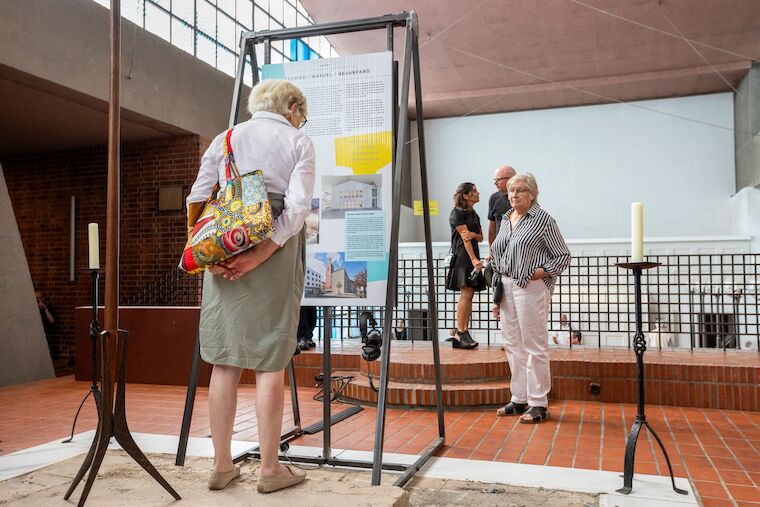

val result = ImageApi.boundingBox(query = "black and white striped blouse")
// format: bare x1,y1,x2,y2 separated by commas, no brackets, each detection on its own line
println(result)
490,203,571,294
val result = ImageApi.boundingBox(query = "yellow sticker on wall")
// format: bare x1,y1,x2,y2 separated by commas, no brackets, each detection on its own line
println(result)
413,200,438,216
334,131,393,175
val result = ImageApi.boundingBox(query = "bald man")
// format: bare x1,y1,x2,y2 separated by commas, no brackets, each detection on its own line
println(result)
487,165,516,251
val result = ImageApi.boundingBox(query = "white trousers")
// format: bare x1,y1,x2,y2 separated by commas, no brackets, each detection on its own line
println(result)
499,277,551,407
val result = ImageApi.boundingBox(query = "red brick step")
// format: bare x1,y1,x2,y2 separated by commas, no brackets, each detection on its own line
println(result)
334,370,511,407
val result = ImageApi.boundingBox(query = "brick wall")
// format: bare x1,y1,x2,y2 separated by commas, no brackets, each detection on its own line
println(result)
2,135,211,365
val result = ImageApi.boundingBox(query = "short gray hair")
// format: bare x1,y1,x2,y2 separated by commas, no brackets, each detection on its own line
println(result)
247,79,307,117
508,172,539,204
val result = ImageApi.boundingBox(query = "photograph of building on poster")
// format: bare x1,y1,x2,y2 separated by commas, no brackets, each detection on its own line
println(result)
321,175,382,220
305,252,368,298
305,198,320,244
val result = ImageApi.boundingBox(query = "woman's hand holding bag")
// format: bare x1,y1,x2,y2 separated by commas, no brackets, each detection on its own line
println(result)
218,239,279,281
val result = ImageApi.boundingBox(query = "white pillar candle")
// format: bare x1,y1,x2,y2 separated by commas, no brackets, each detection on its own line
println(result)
631,202,644,262
88,223,100,270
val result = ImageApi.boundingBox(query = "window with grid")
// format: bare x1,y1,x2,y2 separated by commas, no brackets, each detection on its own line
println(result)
91,0,340,86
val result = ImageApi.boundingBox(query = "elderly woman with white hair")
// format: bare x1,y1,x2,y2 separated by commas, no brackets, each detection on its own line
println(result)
490,173,570,424
186,79,314,492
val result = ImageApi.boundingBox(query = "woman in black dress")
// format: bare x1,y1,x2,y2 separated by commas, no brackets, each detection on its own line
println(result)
446,182,486,349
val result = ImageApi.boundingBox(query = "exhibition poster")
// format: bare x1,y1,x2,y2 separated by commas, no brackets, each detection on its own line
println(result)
262,52,393,307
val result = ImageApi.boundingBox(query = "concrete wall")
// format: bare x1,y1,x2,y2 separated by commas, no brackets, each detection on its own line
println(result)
407,93,736,244
0,162,54,386
735,62,760,190
0,0,238,138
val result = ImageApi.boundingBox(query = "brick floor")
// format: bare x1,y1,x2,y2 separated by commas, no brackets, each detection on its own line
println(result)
1,376,758,505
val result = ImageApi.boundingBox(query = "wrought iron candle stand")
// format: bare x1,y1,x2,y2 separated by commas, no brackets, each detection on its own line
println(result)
616,261,687,496
62,270,102,444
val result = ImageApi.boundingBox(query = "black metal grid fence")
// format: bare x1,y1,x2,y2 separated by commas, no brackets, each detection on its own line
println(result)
125,254,759,351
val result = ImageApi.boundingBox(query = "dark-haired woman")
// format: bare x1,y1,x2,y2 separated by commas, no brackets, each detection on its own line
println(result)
445,182,486,349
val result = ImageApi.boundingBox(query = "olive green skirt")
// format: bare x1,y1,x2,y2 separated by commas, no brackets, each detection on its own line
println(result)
199,227,305,372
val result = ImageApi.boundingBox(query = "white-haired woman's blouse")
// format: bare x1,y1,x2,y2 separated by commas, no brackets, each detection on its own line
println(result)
186,111,315,247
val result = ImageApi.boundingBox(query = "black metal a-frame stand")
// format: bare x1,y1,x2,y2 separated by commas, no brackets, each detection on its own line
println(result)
176,11,444,488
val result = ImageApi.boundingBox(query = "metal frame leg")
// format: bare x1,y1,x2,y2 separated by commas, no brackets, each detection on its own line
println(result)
176,330,201,466
323,307,332,461
287,360,301,432
412,24,445,445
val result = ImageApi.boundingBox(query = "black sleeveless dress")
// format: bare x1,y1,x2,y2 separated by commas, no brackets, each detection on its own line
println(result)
445,207,486,292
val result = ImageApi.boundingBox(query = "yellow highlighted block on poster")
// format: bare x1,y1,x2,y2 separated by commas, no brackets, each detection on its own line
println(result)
334,131,392,175
413,200,438,216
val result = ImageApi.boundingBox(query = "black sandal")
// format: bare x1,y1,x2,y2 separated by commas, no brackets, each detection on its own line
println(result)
452,331,477,350
496,401,527,417
518,406,549,424
461,330,479,348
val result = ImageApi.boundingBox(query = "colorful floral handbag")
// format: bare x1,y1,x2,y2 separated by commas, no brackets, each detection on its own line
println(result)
179,129,275,274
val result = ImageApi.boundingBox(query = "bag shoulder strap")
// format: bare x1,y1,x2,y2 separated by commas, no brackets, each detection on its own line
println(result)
223,128,241,181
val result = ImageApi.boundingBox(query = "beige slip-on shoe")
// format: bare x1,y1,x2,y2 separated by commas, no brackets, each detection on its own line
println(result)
256,465,306,494
208,466,240,490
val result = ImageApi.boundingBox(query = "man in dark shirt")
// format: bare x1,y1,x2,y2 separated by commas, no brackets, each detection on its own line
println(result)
487,165,516,253
487,165,514,351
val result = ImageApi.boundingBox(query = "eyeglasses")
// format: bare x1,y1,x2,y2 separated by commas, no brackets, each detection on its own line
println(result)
508,187,530,194
493,177,509,182
290,106,307,129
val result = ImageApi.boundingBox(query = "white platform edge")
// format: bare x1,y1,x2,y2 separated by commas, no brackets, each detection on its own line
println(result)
0,432,696,505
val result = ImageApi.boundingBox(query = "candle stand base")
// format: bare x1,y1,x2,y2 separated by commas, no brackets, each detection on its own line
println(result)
616,414,688,495
64,329,180,506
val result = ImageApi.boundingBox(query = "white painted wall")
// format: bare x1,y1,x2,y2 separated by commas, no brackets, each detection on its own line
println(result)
729,187,760,252
408,93,736,244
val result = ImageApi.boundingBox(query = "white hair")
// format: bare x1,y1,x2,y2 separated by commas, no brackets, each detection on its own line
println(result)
508,172,539,204
247,79,307,117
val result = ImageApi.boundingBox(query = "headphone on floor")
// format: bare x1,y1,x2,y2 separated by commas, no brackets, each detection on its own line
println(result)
359,310,382,362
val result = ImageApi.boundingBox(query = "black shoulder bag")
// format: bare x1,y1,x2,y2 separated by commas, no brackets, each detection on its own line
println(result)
491,267,504,304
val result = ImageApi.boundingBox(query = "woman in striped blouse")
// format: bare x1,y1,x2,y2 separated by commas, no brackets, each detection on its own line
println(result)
490,173,571,424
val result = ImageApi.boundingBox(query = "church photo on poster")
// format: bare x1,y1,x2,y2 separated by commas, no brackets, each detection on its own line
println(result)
305,252,368,299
